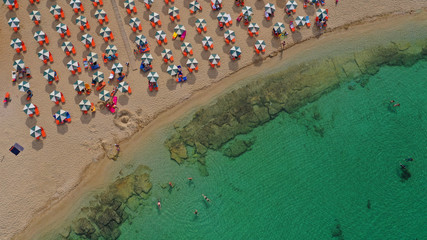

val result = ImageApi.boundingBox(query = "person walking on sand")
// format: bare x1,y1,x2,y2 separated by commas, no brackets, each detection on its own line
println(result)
281,40,286,49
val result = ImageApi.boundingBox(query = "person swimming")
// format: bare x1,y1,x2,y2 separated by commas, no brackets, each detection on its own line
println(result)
157,200,161,209
405,157,414,162
202,194,211,202
400,164,406,169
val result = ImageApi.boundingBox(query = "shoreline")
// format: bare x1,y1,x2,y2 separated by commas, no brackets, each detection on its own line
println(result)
13,9,427,240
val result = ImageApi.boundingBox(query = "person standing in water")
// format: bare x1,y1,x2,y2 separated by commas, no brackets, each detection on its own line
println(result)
157,199,161,209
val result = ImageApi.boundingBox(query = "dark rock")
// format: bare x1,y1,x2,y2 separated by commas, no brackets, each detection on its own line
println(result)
73,218,96,238
223,139,254,158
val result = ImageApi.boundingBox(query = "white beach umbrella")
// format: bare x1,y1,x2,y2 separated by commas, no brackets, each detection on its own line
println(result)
141,53,153,65
49,90,62,102
135,35,148,46
50,5,62,16
181,42,193,53
44,69,56,81
242,6,253,16
18,81,30,92
30,126,42,138
248,23,260,34
169,7,179,17
23,103,36,116
118,81,130,93
167,65,179,76
99,90,111,101
155,30,167,41
161,49,173,60
92,71,104,83
56,23,68,34
265,3,275,14
105,44,117,56
195,18,207,29
76,15,88,26
316,8,328,21
124,0,135,9
147,72,159,82
29,10,41,22
209,54,220,64
224,30,235,42
73,80,85,92
8,17,20,28
202,36,213,48
67,60,79,71
79,100,91,111
273,22,285,34
286,0,298,10
129,17,141,28
230,46,241,58
255,40,266,51
87,52,98,64
13,59,25,71
186,58,198,69
295,16,306,27
95,9,107,20
189,1,202,13
149,12,160,23
61,42,74,53
174,24,186,35
54,110,69,122
112,63,124,74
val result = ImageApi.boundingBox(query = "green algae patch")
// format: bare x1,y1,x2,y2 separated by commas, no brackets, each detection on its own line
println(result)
165,39,427,165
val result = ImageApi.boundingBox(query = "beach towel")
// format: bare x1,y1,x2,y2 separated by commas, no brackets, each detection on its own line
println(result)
9,143,24,156
108,96,118,113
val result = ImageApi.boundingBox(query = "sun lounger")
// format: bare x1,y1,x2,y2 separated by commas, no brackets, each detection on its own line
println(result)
306,16,311,27
12,71,16,82
96,82,106,91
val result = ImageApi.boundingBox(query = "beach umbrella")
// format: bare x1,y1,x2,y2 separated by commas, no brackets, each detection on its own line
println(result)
224,30,235,42
189,1,202,13
56,23,68,34
34,31,47,42
212,0,222,4
29,10,41,22
38,49,50,61
209,54,220,64
195,18,207,29
202,36,213,48
30,126,42,138
286,0,298,10
295,16,306,27
248,23,260,34
316,8,328,21
155,30,167,41
87,52,98,64
92,71,104,83
129,17,141,28
186,58,198,69
18,81,30,92
13,59,25,71
95,9,107,20
70,0,82,9
112,63,123,74
76,16,88,27
105,44,117,56
141,53,153,65
49,90,61,102
67,60,79,71
4,0,15,6
23,103,36,116
169,7,179,17
50,5,62,15
99,90,111,101
161,49,173,60
10,38,23,50
174,24,186,35
217,12,228,23
44,69,56,81
149,12,160,23
8,17,20,28
265,3,275,14
242,6,253,16
118,81,130,93
144,0,154,4
100,27,112,38
61,41,74,52
79,100,91,111
167,65,179,76
124,0,135,9
73,80,85,92
181,42,193,53
273,22,285,34
147,72,159,83
230,46,241,58
135,35,148,46
81,34,93,45
255,40,266,51
54,110,69,122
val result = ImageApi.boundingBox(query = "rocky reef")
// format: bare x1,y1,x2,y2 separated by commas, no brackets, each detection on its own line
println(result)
59,165,152,240
165,39,427,165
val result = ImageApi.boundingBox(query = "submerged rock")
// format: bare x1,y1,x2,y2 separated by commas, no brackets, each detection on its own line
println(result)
223,138,255,158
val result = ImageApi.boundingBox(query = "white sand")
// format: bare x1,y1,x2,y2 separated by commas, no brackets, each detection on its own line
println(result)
0,0,426,239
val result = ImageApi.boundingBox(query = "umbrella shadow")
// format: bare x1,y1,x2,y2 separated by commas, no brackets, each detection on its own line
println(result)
228,59,239,71
20,95,29,105
207,67,218,79
32,139,43,150
56,124,68,135
252,54,264,66
118,94,129,105
166,78,177,91
80,113,92,124
186,73,196,85
45,83,56,94
26,117,37,128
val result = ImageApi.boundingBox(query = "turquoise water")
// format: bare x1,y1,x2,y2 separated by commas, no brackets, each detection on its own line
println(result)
118,60,427,240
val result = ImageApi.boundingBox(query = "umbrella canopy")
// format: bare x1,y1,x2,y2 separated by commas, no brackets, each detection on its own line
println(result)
224,30,235,41
112,63,123,74
255,40,266,51
174,24,186,35
67,60,79,71
95,9,107,20
29,10,41,22
129,17,141,28
100,27,112,38
217,12,228,23
118,81,130,93
87,52,98,64
61,41,74,52
181,42,193,53
248,23,260,33
34,31,46,42
286,0,298,10
273,22,285,34
38,49,50,60
10,38,23,50
167,65,179,76
202,36,213,47
135,35,148,46
230,46,241,58
99,90,111,101
147,72,159,82
79,100,91,111
70,0,82,9
195,18,207,29
169,7,179,17
316,8,328,21
295,16,306,26
81,34,93,45
189,1,202,12
50,90,62,102
30,126,42,138
23,103,36,115
50,5,62,15
18,81,30,92
105,44,117,56
56,23,68,34
209,54,220,64
13,59,25,71
44,69,56,81
242,6,253,16
155,30,167,41
161,49,173,60
186,58,198,69
144,0,154,4
211,0,222,4
124,0,135,9
8,17,20,28
141,53,153,65
265,3,275,14
73,80,85,92
4,0,15,6
54,110,69,122
76,15,88,26
149,12,160,23
92,71,104,83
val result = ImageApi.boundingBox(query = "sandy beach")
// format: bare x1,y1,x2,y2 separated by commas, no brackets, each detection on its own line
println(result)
0,0,426,239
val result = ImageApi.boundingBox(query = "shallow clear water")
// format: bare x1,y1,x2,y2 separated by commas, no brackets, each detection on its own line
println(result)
118,60,427,240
